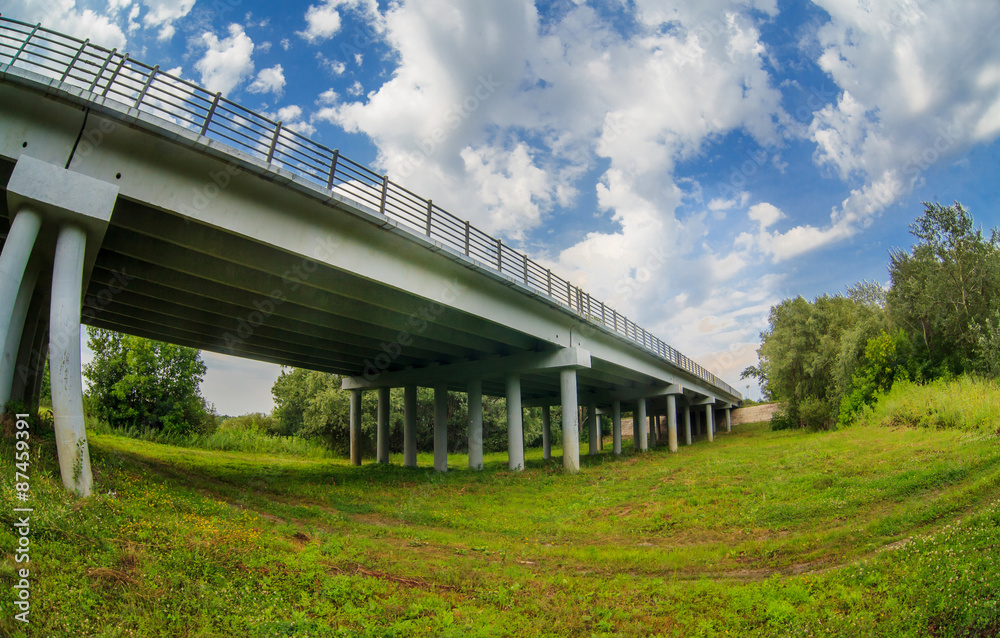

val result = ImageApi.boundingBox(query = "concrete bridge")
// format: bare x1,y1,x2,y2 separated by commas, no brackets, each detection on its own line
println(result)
0,18,741,495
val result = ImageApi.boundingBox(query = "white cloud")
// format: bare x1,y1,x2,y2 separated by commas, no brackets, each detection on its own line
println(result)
248,64,286,96
317,88,339,104
274,105,317,137
747,202,784,229
8,0,128,49
298,3,342,42
195,24,255,95
141,0,196,41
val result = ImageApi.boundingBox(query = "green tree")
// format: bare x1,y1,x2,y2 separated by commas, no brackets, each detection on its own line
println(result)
752,294,877,430
887,202,1000,377
83,328,213,434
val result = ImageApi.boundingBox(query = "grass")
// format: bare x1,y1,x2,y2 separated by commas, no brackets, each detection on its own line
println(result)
858,375,1000,435
1,402,1000,636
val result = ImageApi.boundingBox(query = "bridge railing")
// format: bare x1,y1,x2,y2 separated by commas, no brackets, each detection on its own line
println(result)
0,16,740,400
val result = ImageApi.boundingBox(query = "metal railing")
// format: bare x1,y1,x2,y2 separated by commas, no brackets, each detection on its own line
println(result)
0,16,740,400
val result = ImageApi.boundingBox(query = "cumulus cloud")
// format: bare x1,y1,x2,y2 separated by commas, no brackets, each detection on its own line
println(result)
141,0,196,41
297,0,383,43
195,24,255,96
248,64,286,96
7,0,128,49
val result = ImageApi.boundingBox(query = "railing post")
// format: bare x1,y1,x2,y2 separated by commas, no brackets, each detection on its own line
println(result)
266,121,283,163
88,47,116,93
4,22,40,72
101,53,129,97
425,199,433,236
379,175,389,215
134,64,158,108
326,148,340,189
60,38,90,83
495,238,502,272
200,92,221,136
546,269,552,297
522,254,529,285
464,220,470,256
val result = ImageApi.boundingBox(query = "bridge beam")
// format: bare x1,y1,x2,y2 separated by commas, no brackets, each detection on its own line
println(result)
342,347,591,390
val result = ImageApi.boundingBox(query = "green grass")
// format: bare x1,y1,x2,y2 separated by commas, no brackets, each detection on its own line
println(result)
2,412,1000,636
858,375,1000,435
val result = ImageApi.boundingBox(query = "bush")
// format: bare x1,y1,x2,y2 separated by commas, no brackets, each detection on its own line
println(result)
857,376,1000,435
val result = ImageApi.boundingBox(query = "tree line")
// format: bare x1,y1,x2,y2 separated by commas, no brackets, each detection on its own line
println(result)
742,202,1000,429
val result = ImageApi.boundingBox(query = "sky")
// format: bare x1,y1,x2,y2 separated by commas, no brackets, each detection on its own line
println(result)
7,0,1000,415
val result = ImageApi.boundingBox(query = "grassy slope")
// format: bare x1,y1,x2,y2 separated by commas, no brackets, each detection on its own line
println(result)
2,420,1000,637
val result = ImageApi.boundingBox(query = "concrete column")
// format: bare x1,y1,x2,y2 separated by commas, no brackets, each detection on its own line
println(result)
587,401,598,456
596,414,603,451
612,400,622,455
706,404,715,443
349,388,363,466
560,368,579,473
684,405,692,446
376,387,390,464
541,405,551,461
1,259,39,410
434,383,448,472
506,373,524,471
27,332,48,413
468,377,483,470
649,412,658,448
632,407,640,450
726,407,732,433
637,399,648,451
694,409,701,436
49,224,92,496
403,384,417,467
666,395,678,452
9,295,45,406
0,207,43,408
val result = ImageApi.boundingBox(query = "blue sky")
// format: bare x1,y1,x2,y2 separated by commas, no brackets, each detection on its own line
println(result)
8,0,1000,414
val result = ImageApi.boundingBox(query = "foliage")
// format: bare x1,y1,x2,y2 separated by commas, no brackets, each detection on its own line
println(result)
837,329,912,427
856,375,1000,435
753,294,882,429
83,328,214,435
887,202,1000,378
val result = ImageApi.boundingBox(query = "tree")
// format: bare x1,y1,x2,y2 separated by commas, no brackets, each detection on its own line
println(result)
887,202,1000,377
83,328,213,434
753,294,881,430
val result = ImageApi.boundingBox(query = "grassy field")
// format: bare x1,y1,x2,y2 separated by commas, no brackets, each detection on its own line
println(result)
2,414,1000,637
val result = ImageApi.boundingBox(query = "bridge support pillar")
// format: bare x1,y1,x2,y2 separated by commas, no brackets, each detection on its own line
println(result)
349,388,363,466
612,400,622,455
4,156,119,496
637,399,648,451
649,411,658,448
0,207,42,409
468,378,483,470
560,368,579,473
50,224,94,493
541,405,551,461
667,394,678,453
596,413,603,451
587,402,598,456
403,384,417,467
434,383,448,472
632,406,640,450
706,404,715,443
683,405,692,446
8,290,47,410
0,256,39,411
377,387,390,464
506,373,524,471
726,407,732,433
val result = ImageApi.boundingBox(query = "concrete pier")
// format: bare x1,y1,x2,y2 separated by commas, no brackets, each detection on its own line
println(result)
667,394,678,452
684,405,692,446
434,383,449,472
588,402,598,456
403,384,417,467
349,388,363,466
560,368,580,473
541,405,551,460
637,399,648,451
468,378,484,470
612,400,622,455
506,373,524,471
377,387,390,464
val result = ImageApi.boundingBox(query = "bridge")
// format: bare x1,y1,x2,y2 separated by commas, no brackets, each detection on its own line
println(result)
0,18,741,496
